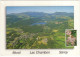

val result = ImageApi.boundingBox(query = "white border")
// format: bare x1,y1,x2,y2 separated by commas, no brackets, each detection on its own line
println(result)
0,0,79,1
0,1,80,56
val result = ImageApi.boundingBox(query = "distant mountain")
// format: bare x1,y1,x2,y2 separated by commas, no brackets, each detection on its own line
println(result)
7,12,74,17
21,12,48,17
6,12,74,26
52,12,74,18
53,12,73,15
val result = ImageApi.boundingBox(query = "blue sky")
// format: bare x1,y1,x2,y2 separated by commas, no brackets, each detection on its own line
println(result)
6,6,74,14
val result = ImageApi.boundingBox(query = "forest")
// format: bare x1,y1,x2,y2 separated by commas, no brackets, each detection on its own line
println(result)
6,12,74,49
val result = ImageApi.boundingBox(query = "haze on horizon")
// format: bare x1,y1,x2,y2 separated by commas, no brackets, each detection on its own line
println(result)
6,6,74,14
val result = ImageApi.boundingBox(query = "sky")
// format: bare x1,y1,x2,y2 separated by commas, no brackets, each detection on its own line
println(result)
6,6,74,14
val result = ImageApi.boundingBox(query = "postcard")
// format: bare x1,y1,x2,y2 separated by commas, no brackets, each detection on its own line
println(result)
0,1,80,56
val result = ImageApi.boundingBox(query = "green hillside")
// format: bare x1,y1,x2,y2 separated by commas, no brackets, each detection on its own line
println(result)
6,12,74,49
